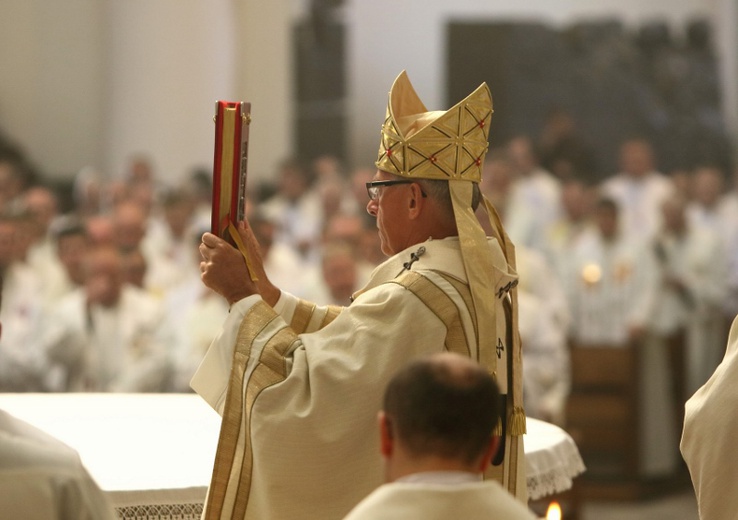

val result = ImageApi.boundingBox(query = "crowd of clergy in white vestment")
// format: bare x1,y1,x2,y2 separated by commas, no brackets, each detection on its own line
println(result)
1,127,737,433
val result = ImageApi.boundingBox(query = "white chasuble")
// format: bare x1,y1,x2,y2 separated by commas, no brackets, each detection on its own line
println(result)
192,237,524,520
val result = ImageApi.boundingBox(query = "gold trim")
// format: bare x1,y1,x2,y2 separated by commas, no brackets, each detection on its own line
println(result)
204,301,276,519
290,300,317,334
320,305,343,329
391,271,470,357
231,317,299,517
232,363,285,517
509,406,527,436
434,271,478,334
259,328,298,378
228,222,258,282
206,301,304,518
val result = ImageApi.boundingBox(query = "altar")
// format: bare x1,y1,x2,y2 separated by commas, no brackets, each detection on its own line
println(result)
0,393,584,518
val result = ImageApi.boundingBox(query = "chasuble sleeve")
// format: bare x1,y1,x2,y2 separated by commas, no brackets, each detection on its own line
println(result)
192,291,343,414
191,294,262,413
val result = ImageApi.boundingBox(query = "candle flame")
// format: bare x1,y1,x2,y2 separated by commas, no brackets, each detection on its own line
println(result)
546,501,562,520
582,263,602,285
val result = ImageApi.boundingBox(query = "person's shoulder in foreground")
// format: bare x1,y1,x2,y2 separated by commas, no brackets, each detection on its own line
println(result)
343,479,536,520
681,315,738,520
0,409,116,520
343,351,536,520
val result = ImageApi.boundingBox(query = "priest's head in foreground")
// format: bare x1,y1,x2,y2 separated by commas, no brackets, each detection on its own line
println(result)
379,352,501,481
342,353,536,520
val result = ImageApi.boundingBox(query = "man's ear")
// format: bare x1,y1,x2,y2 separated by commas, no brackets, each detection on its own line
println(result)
379,411,394,458
407,182,425,218
478,436,500,471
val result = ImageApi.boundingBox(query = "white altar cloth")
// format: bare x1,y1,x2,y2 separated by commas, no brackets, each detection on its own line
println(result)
0,393,583,516
524,417,586,500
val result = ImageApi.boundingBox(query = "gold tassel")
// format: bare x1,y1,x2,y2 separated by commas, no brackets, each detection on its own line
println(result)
508,406,527,436
227,222,258,282
492,417,503,436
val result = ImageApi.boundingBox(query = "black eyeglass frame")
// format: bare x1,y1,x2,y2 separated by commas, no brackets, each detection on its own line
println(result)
365,180,427,201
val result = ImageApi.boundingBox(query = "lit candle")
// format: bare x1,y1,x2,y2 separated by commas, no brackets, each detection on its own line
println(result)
546,501,562,520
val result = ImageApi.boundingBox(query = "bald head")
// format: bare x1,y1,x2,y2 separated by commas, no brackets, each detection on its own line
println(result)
113,201,147,252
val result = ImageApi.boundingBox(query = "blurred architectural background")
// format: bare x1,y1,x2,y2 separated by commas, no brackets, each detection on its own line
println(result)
1,0,736,187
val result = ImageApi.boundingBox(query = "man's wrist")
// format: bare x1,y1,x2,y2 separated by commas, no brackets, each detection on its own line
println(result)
262,285,281,307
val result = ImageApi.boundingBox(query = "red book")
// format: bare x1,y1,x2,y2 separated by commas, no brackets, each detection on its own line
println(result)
211,101,251,245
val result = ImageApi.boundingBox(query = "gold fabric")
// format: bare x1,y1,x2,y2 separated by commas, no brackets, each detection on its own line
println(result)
204,302,299,519
391,271,471,357
227,222,258,282
289,300,317,334
205,301,273,518
319,305,342,329
376,71,492,182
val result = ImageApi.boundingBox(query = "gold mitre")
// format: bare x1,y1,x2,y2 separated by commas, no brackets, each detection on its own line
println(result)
375,71,493,183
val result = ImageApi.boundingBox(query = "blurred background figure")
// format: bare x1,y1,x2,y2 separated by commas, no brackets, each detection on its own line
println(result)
600,138,675,242
23,186,62,276
0,213,47,391
249,211,308,298
563,197,680,478
544,178,596,274
562,197,658,347
85,215,115,249
42,246,173,392
112,199,180,298
322,212,377,281
261,158,322,262
687,165,737,245
653,196,727,398
347,167,376,216
304,240,361,306
143,188,199,281
44,217,90,305
516,251,571,425
504,136,562,252
538,107,598,182
0,152,33,213
120,248,148,290
478,149,521,234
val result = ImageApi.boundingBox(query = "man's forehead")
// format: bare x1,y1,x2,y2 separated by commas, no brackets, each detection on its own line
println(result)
373,170,394,181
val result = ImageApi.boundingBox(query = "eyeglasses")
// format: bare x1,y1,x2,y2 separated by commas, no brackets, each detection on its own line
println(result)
365,180,427,201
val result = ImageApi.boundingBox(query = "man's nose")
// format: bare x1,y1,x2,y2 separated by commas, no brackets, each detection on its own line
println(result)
366,198,378,217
